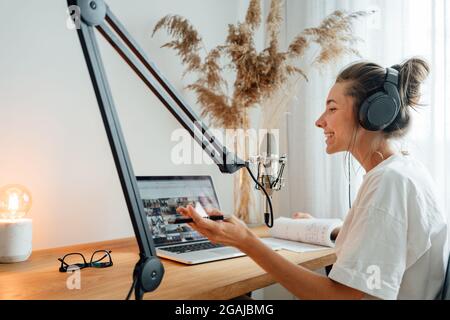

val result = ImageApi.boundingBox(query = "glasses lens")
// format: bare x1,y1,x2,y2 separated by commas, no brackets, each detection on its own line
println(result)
61,253,86,270
91,250,112,267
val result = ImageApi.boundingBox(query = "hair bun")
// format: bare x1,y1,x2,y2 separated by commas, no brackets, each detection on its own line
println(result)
396,57,430,109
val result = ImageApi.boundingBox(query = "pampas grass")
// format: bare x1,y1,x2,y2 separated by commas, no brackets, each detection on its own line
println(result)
153,0,370,222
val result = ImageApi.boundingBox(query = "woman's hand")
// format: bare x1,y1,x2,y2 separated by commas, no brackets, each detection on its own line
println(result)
176,205,255,250
292,212,313,219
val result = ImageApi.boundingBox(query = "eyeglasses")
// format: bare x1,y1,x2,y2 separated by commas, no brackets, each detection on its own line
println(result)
58,250,113,272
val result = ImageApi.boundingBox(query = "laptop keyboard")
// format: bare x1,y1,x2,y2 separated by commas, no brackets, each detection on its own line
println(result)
162,242,225,254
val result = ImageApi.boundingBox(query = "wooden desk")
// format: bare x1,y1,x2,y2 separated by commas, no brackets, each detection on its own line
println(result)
0,227,336,300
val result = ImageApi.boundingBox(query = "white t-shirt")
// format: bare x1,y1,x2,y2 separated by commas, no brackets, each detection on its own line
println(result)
328,154,448,300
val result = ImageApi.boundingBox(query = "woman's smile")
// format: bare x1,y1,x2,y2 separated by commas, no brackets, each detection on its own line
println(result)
325,132,335,144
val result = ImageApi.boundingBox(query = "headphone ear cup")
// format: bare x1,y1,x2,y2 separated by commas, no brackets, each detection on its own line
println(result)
359,92,400,131
359,92,386,131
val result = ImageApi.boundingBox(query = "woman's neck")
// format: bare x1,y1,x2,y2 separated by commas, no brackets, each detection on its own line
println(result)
351,139,395,173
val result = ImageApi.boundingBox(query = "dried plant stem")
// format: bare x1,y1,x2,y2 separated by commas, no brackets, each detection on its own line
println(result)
234,168,254,222
232,113,255,222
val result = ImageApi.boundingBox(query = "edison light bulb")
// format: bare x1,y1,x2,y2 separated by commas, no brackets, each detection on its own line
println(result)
0,184,33,263
0,184,32,220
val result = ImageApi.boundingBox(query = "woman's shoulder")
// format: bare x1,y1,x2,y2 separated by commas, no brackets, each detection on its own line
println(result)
358,153,440,220
365,153,430,189
358,155,436,215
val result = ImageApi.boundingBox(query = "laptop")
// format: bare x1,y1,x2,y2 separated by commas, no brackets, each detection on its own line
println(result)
136,176,281,265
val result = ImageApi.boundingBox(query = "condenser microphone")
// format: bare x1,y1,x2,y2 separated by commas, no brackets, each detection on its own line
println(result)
258,132,284,193
249,132,287,227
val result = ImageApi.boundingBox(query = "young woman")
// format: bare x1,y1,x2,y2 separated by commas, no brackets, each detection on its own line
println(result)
177,58,448,300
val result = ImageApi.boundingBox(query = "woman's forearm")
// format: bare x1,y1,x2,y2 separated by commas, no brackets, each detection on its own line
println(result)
239,231,364,300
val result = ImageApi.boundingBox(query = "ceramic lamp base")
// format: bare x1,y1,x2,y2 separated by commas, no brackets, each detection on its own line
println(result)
0,218,32,263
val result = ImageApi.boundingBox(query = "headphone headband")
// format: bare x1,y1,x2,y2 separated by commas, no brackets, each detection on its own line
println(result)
385,67,399,86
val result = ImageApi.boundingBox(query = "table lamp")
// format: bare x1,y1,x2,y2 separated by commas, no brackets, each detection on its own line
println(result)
0,184,33,263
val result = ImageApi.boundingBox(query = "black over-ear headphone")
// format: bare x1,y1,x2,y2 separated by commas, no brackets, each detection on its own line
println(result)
358,67,401,131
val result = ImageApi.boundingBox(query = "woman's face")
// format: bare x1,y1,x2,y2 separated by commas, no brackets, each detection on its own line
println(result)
315,82,358,154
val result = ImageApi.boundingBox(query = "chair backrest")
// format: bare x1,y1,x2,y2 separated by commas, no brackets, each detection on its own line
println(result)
442,254,450,300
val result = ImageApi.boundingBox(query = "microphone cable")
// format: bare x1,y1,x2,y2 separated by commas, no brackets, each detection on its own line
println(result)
245,162,274,228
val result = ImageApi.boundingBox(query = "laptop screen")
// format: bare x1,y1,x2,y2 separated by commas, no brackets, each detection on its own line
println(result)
136,176,220,247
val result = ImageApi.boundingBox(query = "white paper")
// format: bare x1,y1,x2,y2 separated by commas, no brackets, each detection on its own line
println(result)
269,217,342,247
261,237,329,253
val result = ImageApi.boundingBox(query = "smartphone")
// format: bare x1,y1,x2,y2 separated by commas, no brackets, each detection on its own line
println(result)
194,201,208,218
168,201,224,224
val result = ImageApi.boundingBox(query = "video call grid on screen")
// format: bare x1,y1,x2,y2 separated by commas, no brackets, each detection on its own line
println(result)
137,177,220,246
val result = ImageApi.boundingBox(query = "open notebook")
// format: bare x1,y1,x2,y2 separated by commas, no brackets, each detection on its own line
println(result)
262,217,342,253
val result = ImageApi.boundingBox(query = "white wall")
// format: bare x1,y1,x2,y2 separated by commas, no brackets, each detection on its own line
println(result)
0,0,241,250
